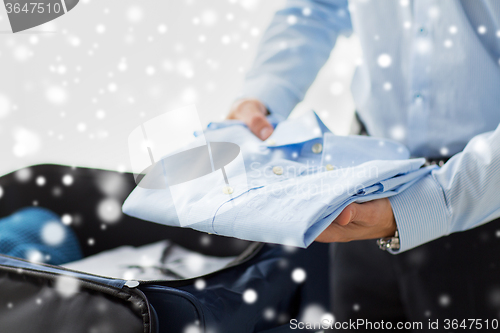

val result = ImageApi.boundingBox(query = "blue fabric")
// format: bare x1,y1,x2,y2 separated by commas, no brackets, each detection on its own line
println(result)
238,0,500,252
0,207,82,265
123,111,437,248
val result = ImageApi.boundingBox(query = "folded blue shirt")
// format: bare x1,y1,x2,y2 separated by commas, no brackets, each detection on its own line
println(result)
123,111,437,247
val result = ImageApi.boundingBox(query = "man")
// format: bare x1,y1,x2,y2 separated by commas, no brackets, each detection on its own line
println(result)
227,0,500,329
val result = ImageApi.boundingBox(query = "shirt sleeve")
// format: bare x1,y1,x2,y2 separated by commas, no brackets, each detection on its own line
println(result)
388,123,500,253
240,0,353,121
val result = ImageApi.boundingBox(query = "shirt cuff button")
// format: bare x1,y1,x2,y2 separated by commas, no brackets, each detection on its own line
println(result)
312,143,323,154
222,186,234,194
273,166,283,175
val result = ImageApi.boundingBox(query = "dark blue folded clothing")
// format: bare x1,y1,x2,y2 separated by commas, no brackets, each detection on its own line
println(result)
0,207,82,265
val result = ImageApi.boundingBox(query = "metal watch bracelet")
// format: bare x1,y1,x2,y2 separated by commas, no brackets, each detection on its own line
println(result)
377,230,400,251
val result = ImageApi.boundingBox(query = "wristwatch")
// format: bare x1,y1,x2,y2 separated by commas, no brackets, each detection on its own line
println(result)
377,229,400,251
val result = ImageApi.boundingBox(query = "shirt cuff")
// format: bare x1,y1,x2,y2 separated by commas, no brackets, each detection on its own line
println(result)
239,75,302,122
388,174,450,253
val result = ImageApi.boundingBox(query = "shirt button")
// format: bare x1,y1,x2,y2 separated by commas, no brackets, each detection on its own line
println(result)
326,164,335,171
312,143,323,154
266,139,276,146
222,186,233,194
273,166,283,175
413,93,424,104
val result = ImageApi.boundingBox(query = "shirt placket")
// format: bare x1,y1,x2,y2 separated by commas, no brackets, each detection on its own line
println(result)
407,0,435,155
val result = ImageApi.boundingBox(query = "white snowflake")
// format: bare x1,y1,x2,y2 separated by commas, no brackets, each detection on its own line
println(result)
416,39,432,54
243,289,258,304
15,168,32,182
250,27,260,36
55,275,80,298
46,86,68,105
183,324,201,333
181,87,198,103
13,45,32,62
27,249,44,263
157,24,168,34
185,254,205,274
291,268,307,283
0,94,12,119
201,10,218,26
200,235,211,246
127,6,144,23
221,35,231,44
377,54,392,68
41,222,66,246
29,36,39,45
240,0,260,11
36,176,46,186
439,294,451,307
12,127,41,158
478,25,487,34
96,109,106,119
61,214,73,225
287,15,297,25
62,174,74,186
146,66,156,76
390,125,406,140
77,123,87,132
263,308,276,320
330,82,344,95
427,6,440,19
194,279,206,290
176,60,194,78
68,35,81,47
321,312,335,325
300,304,327,324
95,24,106,34
117,60,127,72
97,198,122,223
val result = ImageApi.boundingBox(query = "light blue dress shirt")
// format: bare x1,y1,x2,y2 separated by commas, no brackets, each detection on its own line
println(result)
123,111,437,248
240,0,500,252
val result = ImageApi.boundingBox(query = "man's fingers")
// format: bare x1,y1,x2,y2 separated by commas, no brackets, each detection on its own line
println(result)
227,99,274,140
247,113,274,140
334,204,356,226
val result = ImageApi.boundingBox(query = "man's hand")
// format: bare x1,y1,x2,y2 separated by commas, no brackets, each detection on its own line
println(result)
315,198,397,243
227,99,274,140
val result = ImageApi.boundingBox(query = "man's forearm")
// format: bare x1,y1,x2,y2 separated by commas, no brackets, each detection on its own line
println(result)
240,0,352,120
389,124,500,252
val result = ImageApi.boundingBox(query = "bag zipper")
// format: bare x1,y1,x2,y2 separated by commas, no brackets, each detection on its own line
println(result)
0,263,157,333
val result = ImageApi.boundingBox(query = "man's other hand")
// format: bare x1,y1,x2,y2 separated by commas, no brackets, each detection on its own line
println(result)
227,99,274,140
315,198,397,243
